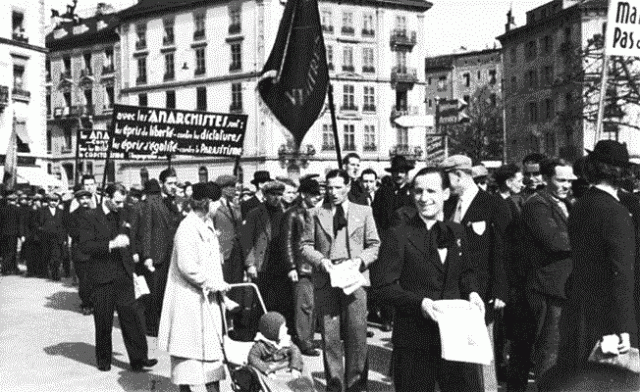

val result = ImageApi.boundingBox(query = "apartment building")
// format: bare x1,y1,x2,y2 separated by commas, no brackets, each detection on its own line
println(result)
115,0,432,186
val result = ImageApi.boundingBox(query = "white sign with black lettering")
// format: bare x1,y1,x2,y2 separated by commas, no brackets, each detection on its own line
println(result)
605,1,640,56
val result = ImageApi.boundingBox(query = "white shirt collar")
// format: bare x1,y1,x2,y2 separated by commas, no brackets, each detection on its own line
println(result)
102,202,111,216
418,213,437,230
460,183,480,203
594,184,620,201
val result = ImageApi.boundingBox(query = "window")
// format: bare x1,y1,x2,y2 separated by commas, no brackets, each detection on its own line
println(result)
362,13,374,36
529,102,538,123
86,161,93,175
83,89,93,108
526,40,537,59
137,57,147,84
511,76,517,90
103,48,114,73
396,51,407,69
342,12,354,35
12,11,26,42
166,90,176,109
197,87,207,111
544,98,554,120
437,76,447,92
543,65,554,85
342,85,355,110
543,35,553,53
395,15,407,33
229,7,241,34
135,23,147,50
364,125,376,151
343,124,355,151
362,48,374,73
397,126,408,147
343,46,354,72
321,10,333,33
62,163,74,182
63,129,73,151
105,86,114,109
163,18,174,45
545,132,556,154
164,52,175,80
231,83,242,112
138,93,148,107
363,86,375,111
46,92,51,116
83,53,92,75
46,130,52,153
62,56,71,79
327,45,333,70
322,124,335,150
463,73,470,87
195,47,206,75
477,70,481,80
428,99,432,108
489,69,497,85
46,60,51,82
194,13,206,40
63,91,72,107
510,47,517,64
527,69,537,88
13,65,24,90
230,43,242,71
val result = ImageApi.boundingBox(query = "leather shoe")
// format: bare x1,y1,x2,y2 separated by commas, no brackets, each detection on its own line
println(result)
97,364,111,371
131,358,158,372
300,348,320,357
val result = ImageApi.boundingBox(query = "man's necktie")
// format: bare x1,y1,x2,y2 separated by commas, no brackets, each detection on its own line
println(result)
333,204,347,237
453,199,463,223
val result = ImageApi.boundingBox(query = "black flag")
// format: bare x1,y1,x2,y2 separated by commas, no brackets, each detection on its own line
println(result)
258,0,329,148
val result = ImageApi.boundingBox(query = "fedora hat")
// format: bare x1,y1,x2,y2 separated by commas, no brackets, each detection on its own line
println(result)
385,156,414,173
251,170,272,186
586,140,631,167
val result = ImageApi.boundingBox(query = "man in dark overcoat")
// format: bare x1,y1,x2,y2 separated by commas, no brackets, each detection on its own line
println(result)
39,193,67,281
0,192,25,275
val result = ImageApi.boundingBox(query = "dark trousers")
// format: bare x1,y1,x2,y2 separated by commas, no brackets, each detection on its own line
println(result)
42,235,63,279
294,276,316,351
316,285,368,392
143,260,170,336
1,235,18,274
527,290,564,381
92,268,148,367
75,262,93,308
393,346,483,392
506,291,536,392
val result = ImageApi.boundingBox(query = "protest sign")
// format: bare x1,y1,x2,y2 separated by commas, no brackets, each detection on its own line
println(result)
109,104,247,159
605,1,640,57
77,128,111,159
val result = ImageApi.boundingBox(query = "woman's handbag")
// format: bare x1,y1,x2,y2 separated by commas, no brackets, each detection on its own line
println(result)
588,340,640,374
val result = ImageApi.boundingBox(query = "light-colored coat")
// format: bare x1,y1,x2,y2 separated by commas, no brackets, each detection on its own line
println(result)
301,201,380,288
158,212,227,361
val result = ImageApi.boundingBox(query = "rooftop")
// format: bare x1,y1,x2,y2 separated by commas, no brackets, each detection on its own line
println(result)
46,13,120,51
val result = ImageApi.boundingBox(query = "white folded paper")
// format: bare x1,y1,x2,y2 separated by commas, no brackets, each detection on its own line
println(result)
133,273,150,299
329,262,367,295
432,299,493,365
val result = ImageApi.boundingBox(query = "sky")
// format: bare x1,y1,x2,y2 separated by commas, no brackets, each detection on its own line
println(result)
46,0,551,55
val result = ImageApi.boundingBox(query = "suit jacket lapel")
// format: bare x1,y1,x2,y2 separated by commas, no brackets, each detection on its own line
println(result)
406,217,444,272
347,204,363,236
317,204,333,240
461,192,482,224
541,192,568,225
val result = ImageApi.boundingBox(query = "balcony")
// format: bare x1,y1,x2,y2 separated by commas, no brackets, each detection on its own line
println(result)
390,105,419,121
164,72,175,81
322,25,334,34
391,66,418,89
341,26,355,36
229,103,243,113
135,40,146,50
342,65,355,73
12,88,30,102
102,64,115,74
228,24,241,35
363,104,376,113
60,70,72,81
362,29,375,38
12,31,28,43
362,66,375,73
322,143,336,151
389,144,423,160
340,104,359,113
363,144,377,152
163,35,174,46
70,104,93,117
136,75,147,85
390,29,417,51
194,30,206,40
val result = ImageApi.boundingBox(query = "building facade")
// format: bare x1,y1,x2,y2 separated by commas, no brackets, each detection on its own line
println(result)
0,0,49,187
497,0,637,163
116,0,432,187
46,7,121,186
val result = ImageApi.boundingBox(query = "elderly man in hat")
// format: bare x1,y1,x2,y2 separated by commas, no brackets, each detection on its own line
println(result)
371,156,415,233
472,164,490,191
241,170,272,218
38,193,67,281
440,154,510,392
0,191,25,275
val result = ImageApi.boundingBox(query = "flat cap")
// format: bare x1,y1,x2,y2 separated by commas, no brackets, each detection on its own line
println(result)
74,189,92,199
440,155,473,172
471,165,489,179
215,174,238,188
262,180,285,195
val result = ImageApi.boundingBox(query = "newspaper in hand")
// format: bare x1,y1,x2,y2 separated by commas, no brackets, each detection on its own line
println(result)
329,261,367,295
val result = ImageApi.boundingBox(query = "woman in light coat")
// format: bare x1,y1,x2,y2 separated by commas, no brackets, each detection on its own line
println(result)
158,182,229,392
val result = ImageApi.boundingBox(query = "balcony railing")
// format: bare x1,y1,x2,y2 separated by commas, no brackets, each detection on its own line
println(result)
363,104,376,112
389,144,423,160
12,88,31,102
340,104,358,112
194,29,206,40
135,40,147,50
60,70,72,80
362,65,375,73
390,105,419,120
341,26,355,35
70,104,94,117
362,29,375,37
228,24,241,35
163,35,174,46
230,103,243,113
102,64,115,74
322,25,334,33
81,68,94,78
12,31,28,43
322,143,336,151
363,144,377,152
391,66,418,86
390,30,417,50
342,65,355,72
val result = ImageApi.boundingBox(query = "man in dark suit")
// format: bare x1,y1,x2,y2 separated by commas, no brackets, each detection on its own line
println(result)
38,193,67,281
301,169,380,392
241,170,272,218
26,194,44,277
213,175,243,284
76,183,156,372
521,153,547,200
372,166,484,392
520,158,575,387
371,156,414,233
441,154,510,391
0,192,25,275
69,190,95,315
343,153,368,205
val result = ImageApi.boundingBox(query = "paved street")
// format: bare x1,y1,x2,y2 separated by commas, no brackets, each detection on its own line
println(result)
0,270,394,392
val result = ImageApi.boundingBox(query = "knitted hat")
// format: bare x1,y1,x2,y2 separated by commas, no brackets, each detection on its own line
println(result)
258,311,286,341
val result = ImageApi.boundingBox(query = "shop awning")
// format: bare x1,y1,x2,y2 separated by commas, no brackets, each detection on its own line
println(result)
16,167,63,189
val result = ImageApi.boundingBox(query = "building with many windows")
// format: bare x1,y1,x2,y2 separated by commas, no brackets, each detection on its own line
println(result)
115,0,432,186
497,0,638,163
46,5,121,185
0,0,49,186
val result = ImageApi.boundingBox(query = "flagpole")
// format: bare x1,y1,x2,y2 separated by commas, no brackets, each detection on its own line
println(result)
100,120,115,204
328,84,342,170
594,38,610,144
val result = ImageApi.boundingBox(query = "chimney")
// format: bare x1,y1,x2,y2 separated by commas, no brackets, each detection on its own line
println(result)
505,9,515,32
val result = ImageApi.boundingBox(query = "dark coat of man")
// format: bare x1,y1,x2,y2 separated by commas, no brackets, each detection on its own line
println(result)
213,197,244,284
619,190,640,347
241,195,262,219
76,206,148,369
371,182,413,232
69,205,93,310
348,180,369,206
0,201,24,274
371,216,482,392
561,187,636,367
444,190,509,313
39,205,68,280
